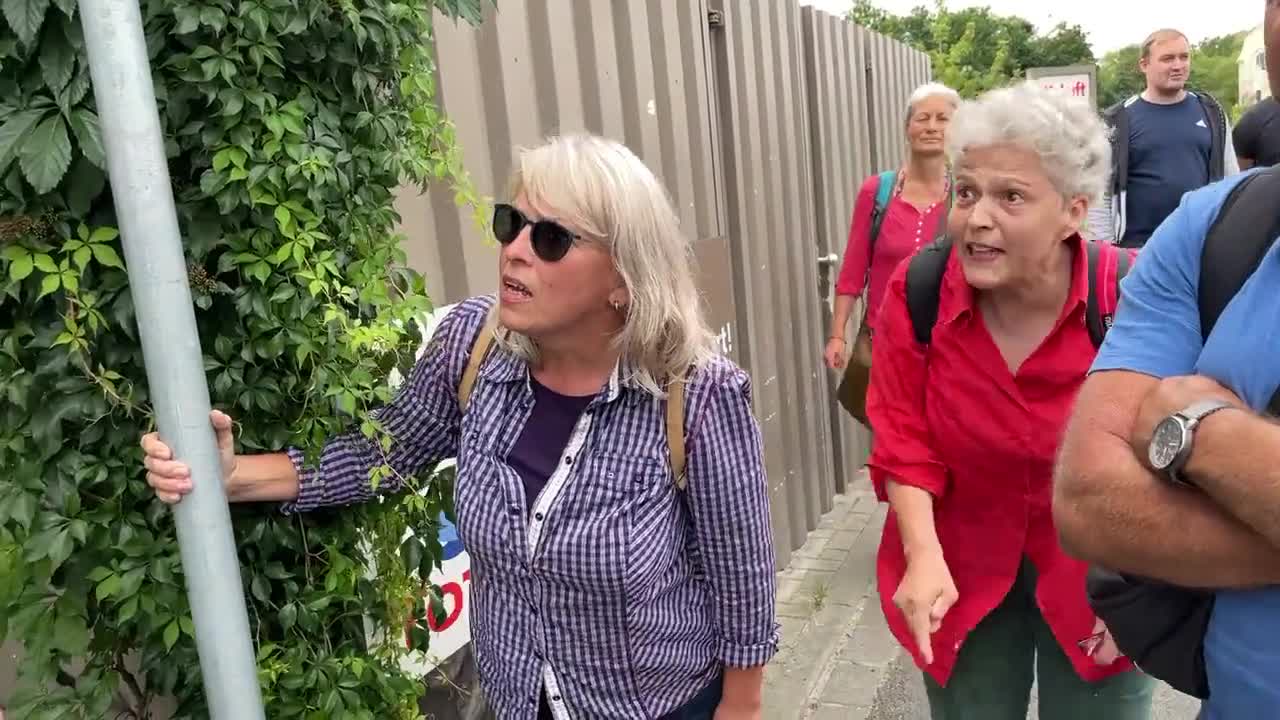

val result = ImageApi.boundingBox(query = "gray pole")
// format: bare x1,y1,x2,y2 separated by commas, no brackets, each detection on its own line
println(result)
78,1,266,717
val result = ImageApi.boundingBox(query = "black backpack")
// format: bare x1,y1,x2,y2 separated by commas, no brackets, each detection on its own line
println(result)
1086,165,1280,700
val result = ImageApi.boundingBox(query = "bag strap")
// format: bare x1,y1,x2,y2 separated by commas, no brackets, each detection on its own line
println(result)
907,238,1132,350
1197,166,1280,415
1106,100,1132,199
1199,167,1280,342
904,236,952,346
1194,92,1226,182
868,170,898,251
1084,241,1133,348
457,314,499,411
667,378,687,490
455,311,691,488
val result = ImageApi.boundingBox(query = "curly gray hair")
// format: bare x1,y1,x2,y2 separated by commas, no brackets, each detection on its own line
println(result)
945,81,1112,205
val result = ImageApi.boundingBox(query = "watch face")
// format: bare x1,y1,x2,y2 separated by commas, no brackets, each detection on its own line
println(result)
1149,418,1186,471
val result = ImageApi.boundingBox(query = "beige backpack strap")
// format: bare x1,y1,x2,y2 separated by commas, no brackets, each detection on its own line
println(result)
667,376,687,490
457,315,499,411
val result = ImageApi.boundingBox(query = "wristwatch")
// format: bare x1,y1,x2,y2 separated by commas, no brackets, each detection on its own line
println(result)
1147,399,1236,486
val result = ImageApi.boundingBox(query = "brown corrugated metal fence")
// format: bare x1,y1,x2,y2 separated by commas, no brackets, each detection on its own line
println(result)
401,1,931,565
801,9,875,500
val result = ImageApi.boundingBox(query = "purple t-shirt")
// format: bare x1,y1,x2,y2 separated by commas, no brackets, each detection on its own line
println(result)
507,377,593,511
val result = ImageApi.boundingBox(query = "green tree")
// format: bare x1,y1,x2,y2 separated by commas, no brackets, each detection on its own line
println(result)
1194,32,1246,119
0,0,489,718
1097,44,1144,108
1030,23,1095,68
849,0,1094,96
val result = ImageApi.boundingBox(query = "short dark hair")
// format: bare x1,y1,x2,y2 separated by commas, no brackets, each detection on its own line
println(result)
1141,29,1189,60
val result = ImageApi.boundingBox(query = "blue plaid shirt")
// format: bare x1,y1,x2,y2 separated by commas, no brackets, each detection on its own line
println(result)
284,296,778,718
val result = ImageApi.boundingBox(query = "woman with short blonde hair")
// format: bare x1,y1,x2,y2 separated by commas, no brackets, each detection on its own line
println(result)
141,134,778,720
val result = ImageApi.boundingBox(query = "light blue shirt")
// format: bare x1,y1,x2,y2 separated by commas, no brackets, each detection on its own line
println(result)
1092,169,1280,717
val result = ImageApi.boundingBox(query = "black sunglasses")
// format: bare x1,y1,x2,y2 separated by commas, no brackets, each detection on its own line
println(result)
492,203,580,263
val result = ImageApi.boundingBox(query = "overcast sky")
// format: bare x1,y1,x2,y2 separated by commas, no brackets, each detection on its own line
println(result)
801,0,1260,55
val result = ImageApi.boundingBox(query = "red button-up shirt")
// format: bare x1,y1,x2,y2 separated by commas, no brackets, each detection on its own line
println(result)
835,173,949,329
865,235,1134,686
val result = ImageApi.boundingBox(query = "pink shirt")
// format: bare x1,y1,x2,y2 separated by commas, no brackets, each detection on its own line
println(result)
835,173,949,329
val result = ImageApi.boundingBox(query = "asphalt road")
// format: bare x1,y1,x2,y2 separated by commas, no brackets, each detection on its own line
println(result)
867,655,1202,720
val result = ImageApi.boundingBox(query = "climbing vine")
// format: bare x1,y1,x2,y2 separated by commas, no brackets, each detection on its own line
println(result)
0,0,490,717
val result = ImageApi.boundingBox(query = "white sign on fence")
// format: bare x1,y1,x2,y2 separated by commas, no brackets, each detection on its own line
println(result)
398,520,474,674
1025,64,1098,109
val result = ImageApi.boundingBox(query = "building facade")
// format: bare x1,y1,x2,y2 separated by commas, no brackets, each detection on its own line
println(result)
1239,23,1270,108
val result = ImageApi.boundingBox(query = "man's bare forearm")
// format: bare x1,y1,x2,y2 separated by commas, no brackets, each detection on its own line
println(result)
226,453,299,503
1056,436,1280,588
1055,374,1280,588
1186,408,1280,549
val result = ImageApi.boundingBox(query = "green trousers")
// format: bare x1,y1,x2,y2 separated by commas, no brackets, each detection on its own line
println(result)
924,561,1155,720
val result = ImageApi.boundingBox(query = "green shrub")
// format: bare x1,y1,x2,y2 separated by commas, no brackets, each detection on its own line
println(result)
0,1,489,717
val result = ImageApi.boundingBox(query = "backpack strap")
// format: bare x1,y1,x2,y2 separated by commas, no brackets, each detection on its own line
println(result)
868,170,898,249
1197,167,1280,416
455,312,693,486
1194,92,1227,182
667,377,687,490
1104,100,1132,201
1199,167,1280,343
905,238,1131,350
904,237,953,346
457,314,499,411
1084,241,1133,348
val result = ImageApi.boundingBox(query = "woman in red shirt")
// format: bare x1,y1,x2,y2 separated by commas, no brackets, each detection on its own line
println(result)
866,82,1155,719
824,83,959,372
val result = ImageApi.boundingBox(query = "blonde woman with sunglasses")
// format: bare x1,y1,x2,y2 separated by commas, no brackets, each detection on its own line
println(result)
140,134,777,720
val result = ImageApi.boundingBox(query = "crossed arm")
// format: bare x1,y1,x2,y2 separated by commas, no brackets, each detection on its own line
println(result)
1054,370,1280,588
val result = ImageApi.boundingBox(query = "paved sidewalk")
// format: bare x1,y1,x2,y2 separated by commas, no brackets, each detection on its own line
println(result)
763,471,1201,720
763,471,898,719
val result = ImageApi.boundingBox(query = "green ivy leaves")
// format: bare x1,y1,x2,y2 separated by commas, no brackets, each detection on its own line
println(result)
67,108,104,168
3,225,123,290
0,110,48,179
2,0,493,717
2,0,51,48
0,1,99,196
20,113,72,195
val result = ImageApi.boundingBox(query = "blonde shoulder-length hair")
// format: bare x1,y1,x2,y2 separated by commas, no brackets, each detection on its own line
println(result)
494,133,716,396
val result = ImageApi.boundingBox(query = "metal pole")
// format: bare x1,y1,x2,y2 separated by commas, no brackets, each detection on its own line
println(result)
78,1,266,717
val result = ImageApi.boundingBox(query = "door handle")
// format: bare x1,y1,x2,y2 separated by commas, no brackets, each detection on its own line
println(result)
817,253,839,268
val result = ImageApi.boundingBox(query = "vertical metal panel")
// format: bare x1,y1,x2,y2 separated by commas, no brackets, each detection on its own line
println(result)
402,1,725,307
772,0,832,542
800,7,880,496
861,25,929,174
708,0,848,563
708,0,791,563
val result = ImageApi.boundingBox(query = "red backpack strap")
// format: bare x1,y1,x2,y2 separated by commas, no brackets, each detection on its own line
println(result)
1085,241,1135,347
